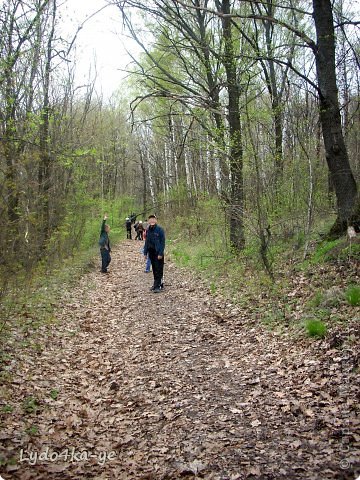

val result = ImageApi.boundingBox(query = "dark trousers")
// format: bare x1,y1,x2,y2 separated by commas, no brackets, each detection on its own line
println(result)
100,248,111,272
126,229,132,239
148,249,164,288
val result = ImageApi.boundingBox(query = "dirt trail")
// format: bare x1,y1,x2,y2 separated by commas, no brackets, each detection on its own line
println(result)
1,241,358,479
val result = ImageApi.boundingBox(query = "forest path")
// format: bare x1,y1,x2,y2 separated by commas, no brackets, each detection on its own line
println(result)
1,241,358,480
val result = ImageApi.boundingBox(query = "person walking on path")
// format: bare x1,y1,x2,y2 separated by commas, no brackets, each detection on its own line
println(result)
134,221,139,240
136,221,144,240
125,217,132,239
99,214,111,273
143,214,165,293
143,227,152,273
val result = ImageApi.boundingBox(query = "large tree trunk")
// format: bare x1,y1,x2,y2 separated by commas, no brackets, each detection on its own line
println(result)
313,0,358,236
219,0,245,251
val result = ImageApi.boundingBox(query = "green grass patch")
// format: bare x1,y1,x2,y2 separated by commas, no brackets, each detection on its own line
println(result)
305,237,360,266
172,247,191,267
2,405,13,414
309,239,341,264
25,425,39,436
305,319,327,338
345,284,360,306
209,282,217,295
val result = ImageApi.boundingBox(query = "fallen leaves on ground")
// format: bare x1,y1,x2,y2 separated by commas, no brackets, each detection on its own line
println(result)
0,241,359,479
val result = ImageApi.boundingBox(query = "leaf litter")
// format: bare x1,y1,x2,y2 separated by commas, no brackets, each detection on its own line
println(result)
0,241,359,479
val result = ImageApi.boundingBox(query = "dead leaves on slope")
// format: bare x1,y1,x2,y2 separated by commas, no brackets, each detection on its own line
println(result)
0,243,359,479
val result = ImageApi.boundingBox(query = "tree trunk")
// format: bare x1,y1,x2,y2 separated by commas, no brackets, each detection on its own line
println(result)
139,149,148,212
195,0,229,191
313,0,358,236
3,21,20,224
273,97,283,180
4,83,19,224
38,0,56,241
219,0,245,251
263,2,283,180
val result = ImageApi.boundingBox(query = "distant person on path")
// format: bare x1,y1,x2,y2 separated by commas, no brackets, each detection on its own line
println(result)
99,214,111,273
143,214,165,293
125,217,132,239
143,226,151,273
134,220,139,240
136,221,144,240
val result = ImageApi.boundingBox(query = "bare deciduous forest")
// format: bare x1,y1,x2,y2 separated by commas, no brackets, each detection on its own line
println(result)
0,0,359,479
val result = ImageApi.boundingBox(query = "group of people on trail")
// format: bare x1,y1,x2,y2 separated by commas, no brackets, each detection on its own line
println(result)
99,213,165,294
125,217,145,240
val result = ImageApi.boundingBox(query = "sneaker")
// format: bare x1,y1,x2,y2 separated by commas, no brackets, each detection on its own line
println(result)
153,288,162,293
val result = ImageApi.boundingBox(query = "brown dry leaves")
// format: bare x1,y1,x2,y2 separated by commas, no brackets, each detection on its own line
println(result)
0,241,359,479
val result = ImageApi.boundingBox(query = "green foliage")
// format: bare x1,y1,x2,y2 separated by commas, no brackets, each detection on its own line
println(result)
345,284,360,306
22,397,39,415
25,425,39,436
307,287,343,309
305,237,360,266
0,456,17,467
209,282,217,295
43,196,135,265
309,239,340,263
163,191,355,342
0,194,143,362
305,319,327,338
166,193,285,301
262,309,285,329
50,389,59,400
307,291,323,308
172,247,191,266
2,405,13,413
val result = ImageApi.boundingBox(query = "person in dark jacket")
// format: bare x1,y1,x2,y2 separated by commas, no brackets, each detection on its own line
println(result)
125,217,132,239
99,214,111,273
143,214,165,293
